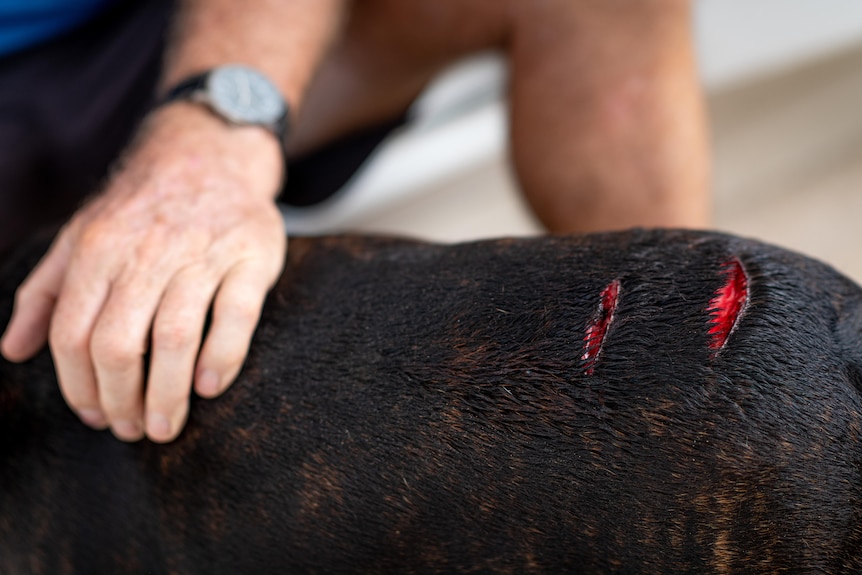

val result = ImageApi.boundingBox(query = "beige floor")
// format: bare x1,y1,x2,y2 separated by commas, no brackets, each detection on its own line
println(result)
351,41,862,283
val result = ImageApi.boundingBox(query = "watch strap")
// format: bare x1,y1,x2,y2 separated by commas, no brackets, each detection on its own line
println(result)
161,73,208,103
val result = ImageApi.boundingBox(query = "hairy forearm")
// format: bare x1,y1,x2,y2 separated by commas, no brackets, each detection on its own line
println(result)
161,0,346,110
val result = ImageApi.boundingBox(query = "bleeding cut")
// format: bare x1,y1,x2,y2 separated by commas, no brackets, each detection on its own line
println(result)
582,279,621,375
581,258,750,374
707,258,749,355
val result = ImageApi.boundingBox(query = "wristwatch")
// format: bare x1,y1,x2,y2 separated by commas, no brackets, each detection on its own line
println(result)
159,64,290,162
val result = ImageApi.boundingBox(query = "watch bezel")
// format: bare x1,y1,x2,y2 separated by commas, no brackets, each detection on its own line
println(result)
205,65,287,127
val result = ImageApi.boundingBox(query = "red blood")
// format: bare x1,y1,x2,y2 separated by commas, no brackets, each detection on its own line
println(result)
708,258,748,355
582,279,621,375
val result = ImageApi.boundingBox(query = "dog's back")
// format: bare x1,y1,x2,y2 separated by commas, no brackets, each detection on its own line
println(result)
2,230,862,574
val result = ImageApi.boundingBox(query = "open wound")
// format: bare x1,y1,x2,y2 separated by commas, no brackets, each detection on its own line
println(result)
707,258,749,356
582,280,621,375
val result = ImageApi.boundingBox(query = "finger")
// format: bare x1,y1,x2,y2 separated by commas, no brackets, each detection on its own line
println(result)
195,262,274,399
89,278,166,442
49,257,111,430
1,234,74,362
145,267,219,443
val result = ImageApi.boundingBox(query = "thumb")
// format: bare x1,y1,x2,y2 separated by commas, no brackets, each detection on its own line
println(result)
1,236,73,362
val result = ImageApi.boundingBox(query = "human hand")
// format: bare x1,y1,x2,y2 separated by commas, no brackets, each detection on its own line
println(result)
0,104,287,443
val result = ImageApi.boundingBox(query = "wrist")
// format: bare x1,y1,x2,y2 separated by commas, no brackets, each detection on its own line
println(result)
131,102,285,201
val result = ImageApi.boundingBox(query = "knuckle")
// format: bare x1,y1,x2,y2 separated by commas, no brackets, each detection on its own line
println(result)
136,238,168,265
90,331,139,371
49,323,89,358
13,281,35,307
152,320,199,351
223,297,261,325
77,221,112,252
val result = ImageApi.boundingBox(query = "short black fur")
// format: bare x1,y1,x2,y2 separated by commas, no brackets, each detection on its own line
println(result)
2,230,862,574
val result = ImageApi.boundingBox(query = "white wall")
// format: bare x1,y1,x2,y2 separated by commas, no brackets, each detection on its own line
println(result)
696,0,862,88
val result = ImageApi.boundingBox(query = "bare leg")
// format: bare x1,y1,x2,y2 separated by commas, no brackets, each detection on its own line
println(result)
508,0,710,232
290,0,710,233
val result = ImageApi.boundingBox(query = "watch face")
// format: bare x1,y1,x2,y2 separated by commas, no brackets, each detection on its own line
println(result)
207,65,286,125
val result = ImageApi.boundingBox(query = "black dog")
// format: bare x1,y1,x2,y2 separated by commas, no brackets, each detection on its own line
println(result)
2,230,862,574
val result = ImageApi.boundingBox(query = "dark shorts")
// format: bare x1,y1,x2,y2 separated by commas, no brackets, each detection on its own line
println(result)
0,0,405,253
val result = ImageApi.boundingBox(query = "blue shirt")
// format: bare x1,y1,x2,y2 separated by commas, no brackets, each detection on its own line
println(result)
0,0,119,56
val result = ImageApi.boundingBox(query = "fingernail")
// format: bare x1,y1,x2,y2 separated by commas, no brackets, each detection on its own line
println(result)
113,419,142,441
197,369,220,396
147,412,171,440
79,408,108,429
